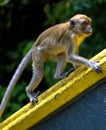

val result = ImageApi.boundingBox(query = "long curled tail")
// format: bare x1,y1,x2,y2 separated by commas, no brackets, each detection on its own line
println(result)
0,48,32,118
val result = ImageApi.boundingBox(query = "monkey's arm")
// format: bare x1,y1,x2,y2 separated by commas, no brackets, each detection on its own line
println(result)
0,48,32,118
67,53,102,73
66,32,102,73
66,38,102,73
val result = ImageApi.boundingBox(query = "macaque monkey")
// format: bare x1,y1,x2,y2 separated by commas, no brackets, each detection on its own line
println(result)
0,14,102,117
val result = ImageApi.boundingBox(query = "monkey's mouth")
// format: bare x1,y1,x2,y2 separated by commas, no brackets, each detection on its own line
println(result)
86,30,92,35
86,28,93,34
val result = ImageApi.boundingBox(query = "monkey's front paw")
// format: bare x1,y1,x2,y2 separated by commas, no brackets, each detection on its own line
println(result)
90,61,102,73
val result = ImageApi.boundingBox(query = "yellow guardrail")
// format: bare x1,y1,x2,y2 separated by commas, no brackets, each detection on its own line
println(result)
0,49,106,130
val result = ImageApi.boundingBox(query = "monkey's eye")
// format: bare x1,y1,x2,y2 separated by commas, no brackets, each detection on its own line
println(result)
70,20,75,27
82,21,88,26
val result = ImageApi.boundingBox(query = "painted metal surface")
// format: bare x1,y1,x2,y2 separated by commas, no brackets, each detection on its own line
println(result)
33,78,106,130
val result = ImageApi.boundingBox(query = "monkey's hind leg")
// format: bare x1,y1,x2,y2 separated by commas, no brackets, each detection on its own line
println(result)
54,53,67,79
26,63,44,104
54,53,76,79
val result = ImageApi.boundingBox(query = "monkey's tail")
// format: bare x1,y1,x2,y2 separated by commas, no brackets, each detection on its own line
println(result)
0,48,32,118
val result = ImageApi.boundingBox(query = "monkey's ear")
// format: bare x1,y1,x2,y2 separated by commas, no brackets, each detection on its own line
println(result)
70,19,75,27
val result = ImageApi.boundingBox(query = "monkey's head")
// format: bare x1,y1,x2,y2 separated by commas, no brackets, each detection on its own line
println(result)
70,14,92,36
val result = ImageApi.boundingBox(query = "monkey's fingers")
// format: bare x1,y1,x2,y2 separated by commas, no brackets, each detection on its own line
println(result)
95,65,102,73
92,63,102,73
90,61,102,73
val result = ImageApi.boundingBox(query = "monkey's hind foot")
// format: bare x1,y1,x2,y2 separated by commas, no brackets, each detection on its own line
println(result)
55,67,75,80
29,91,40,105
62,67,75,77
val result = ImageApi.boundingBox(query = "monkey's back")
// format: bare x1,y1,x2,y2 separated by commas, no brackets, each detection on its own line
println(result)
34,22,71,47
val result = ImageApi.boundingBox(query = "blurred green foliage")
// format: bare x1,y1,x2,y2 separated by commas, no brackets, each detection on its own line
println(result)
0,0,10,6
0,0,106,120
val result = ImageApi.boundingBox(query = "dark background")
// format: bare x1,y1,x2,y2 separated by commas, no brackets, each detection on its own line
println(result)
0,0,106,120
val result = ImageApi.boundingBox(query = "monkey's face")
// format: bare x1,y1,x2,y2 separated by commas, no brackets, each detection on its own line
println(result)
80,19,92,35
70,14,92,36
